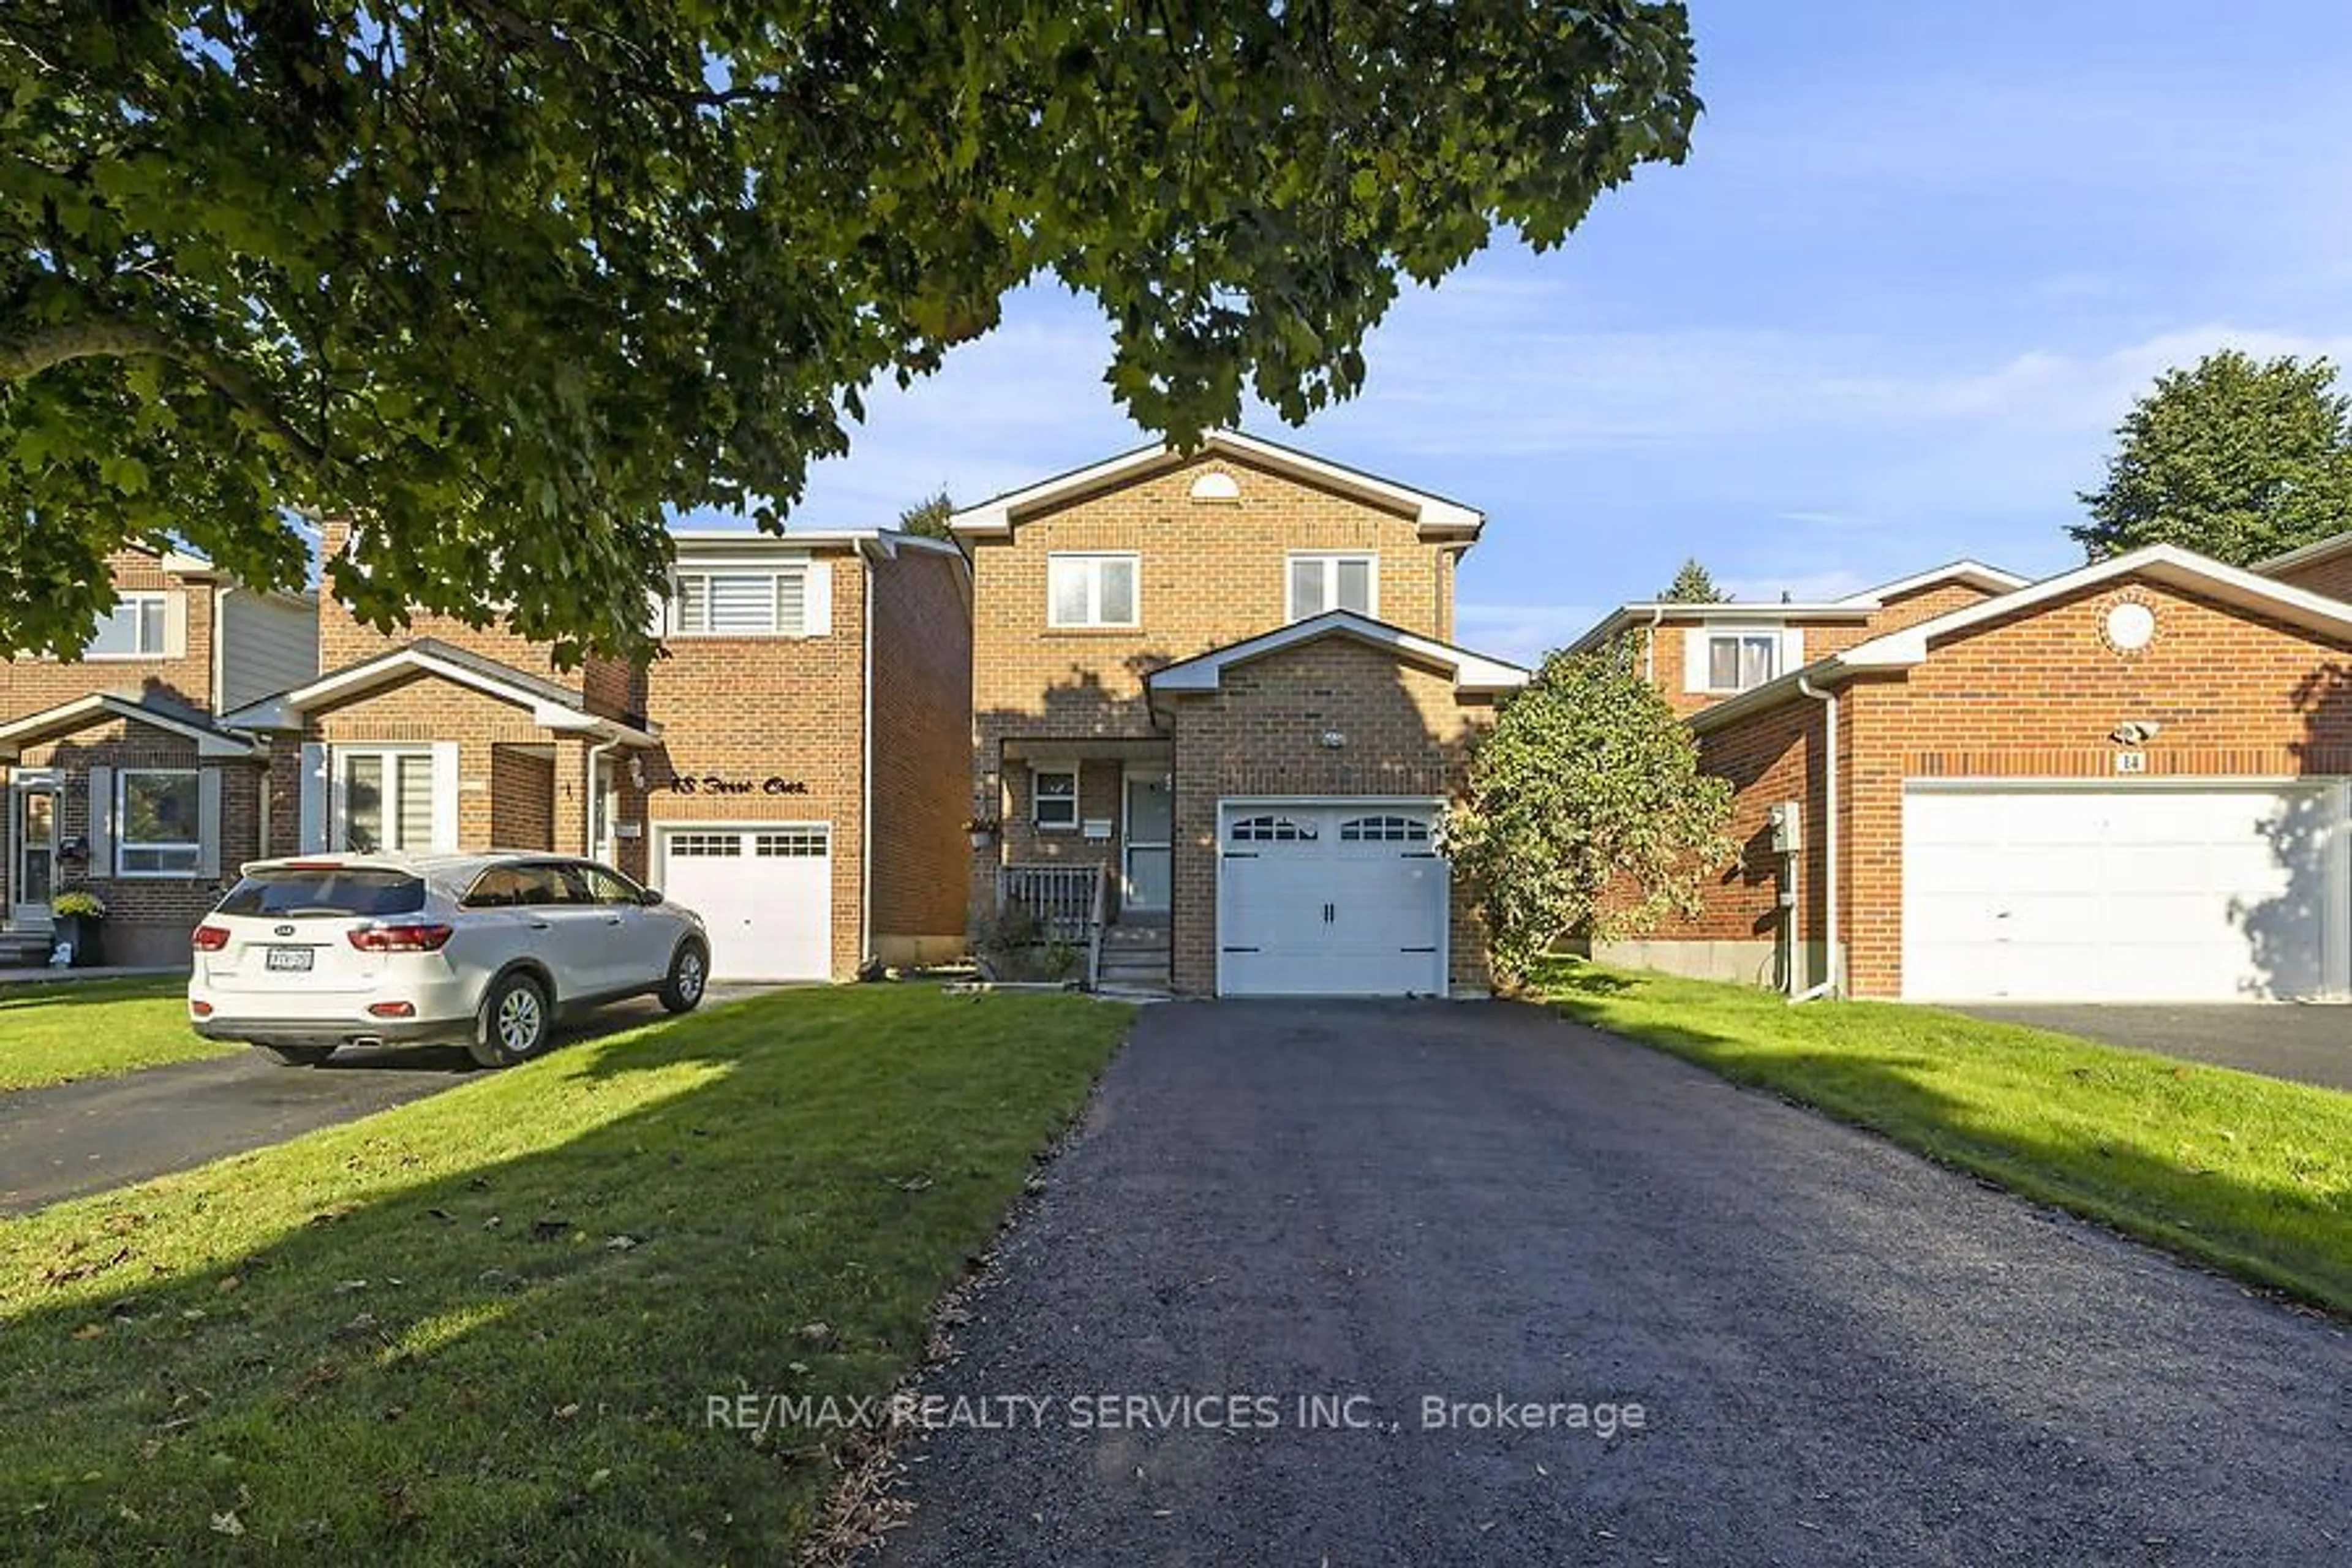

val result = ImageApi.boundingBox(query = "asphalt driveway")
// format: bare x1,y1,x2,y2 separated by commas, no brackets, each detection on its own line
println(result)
0,991,756,1215
877,1000,2351,1566
1958,1003,2352,1092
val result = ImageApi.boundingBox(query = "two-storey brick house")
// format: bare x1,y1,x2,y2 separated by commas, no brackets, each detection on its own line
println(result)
956,431,1526,997
1581,544,2352,1004
222,524,970,982
0,547,316,963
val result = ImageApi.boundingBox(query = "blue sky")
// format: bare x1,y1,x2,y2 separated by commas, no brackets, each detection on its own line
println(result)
729,1,2352,663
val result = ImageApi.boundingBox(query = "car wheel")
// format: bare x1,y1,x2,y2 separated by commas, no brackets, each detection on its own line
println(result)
469,971,551,1069
260,1044,335,1067
659,940,709,1015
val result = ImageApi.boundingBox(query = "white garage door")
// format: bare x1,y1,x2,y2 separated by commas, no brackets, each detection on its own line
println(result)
1902,783,2347,1002
658,824,833,982
1218,800,1449,997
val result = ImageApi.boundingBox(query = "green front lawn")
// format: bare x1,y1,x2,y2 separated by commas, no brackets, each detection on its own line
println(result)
0,975,235,1091
1535,960,2352,1316
0,984,1129,1564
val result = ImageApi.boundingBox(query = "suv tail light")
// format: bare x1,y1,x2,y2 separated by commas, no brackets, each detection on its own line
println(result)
347,921,455,953
192,924,231,952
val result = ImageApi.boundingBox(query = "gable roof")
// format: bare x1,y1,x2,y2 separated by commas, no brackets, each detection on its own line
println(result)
948,429,1484,541
1834,559,2029,603
1567,558,2028,655
1145,610,1528,702
1691,543,2352,733
0,693,258,761
221,638,658,744
2255,528,2352,579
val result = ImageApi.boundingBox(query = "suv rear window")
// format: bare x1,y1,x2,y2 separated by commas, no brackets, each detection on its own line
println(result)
216,869,428,919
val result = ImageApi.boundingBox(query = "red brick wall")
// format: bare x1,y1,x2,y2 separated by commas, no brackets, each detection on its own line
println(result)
0,550,216,717
315,520,638,720
1163,637,1496,995
2266,549,2352,603
867,546,974,954
490,749,557,851
303,674,573,854
1691,575,2352,998
12,716,265,965
641,548,869,979
1638,580,2006,717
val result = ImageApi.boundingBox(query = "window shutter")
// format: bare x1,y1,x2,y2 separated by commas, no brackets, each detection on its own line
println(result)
195,768,223,880
1781,627,1806,673
1682,627,1711,693
646,589,669,641
86,764,115,874
429,742,461,849
802,561,832,637
162,592,189,658
298,742,329,852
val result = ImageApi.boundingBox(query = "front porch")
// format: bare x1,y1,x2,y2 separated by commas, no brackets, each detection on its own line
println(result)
984,737,1174,990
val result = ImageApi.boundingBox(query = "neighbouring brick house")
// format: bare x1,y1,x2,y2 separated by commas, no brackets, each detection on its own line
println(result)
221,524,971,982
956,431,1525,997
1606,545,2352,1003
0,547,316,964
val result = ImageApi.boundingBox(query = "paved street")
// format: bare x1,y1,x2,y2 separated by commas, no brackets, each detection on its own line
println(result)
879,1000,2352,1566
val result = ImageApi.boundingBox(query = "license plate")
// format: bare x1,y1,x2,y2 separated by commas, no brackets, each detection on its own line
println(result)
265,946,314,973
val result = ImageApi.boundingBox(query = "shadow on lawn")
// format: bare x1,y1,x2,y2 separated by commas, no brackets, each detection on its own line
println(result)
1538,962,2352,1315
0,988,1117,1563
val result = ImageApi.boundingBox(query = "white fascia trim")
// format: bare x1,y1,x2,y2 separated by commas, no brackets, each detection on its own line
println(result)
949,430,1485,540
227,648,641,739
1837,543,2352,671
1148,611,1529,696
0,693,256,761
1837,559,2029,603
1566,601,1875,654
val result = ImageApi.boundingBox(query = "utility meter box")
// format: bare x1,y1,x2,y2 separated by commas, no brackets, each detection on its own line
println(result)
1766,799,1803,854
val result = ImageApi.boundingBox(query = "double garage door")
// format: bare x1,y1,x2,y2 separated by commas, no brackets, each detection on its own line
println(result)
1902,783,2347,1002
656,824,832,982
1218,799,1449,998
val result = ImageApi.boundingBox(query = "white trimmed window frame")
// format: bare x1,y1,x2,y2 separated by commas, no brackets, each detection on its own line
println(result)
1702,630,1782,693
1046,552,1140,629
668,567,812,638
115,767,202,877
1287,552,1378,620
1030,765,1080,832
85,592,170,660
332,745,436,854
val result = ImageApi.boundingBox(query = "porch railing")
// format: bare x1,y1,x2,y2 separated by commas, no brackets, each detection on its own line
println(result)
998,863,1113,988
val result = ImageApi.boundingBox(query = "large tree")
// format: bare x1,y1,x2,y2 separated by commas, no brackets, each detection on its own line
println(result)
1446,644,1733,986
2072,350,2352,565
895,489,954,541
1,3,1700,662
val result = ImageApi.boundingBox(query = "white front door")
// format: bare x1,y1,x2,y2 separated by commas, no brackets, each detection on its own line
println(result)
11,775,59,927
1902,782,2348,1001
657,824,834,981
1121,769,1172,913
1217,800,1448,997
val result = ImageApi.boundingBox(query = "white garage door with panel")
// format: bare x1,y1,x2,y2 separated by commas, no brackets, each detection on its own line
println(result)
1218,799,1449,998
657,824,833,981
1902,782,2350,1002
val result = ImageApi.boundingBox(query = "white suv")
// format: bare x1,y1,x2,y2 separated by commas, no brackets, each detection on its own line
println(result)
189,853,710,1068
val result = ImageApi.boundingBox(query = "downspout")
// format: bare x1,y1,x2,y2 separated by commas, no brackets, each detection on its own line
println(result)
1791,673,1839,1003
861,545,876,973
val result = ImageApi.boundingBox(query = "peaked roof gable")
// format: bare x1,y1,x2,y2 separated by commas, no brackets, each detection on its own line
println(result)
1146,610,1527,699
221,639,658,743
1834,559,2028,603
949,430,1483,541
0,693,257,760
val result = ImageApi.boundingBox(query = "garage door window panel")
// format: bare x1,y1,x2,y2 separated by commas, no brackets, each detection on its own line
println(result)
1229,814,1316,845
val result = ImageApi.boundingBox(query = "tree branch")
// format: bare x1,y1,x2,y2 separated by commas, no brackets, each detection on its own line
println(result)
0,315,325,465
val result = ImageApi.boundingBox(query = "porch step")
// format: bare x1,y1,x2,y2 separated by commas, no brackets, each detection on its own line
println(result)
0,931,55,967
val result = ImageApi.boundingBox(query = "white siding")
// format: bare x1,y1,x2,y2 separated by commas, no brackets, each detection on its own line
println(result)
217,589,319,710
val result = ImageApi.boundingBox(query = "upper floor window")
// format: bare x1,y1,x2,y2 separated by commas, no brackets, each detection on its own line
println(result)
1705,632,1780,693
85,592,168,659
1047,553,1139,628
671,568,810,636
1288,554,1376,620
